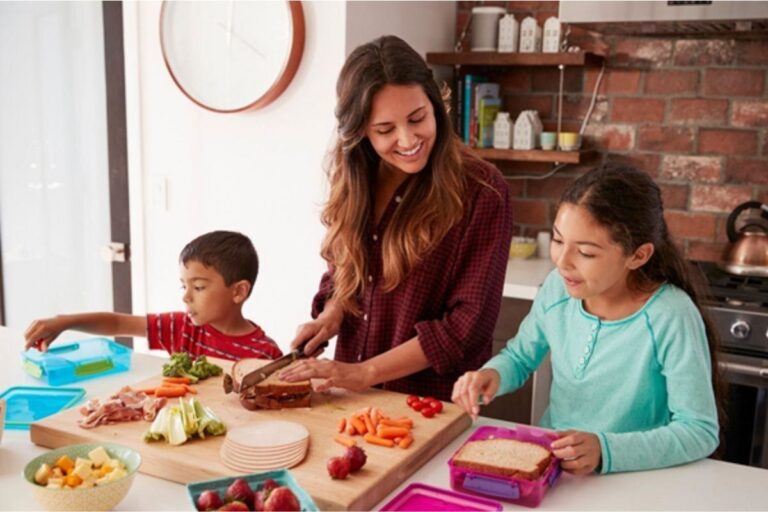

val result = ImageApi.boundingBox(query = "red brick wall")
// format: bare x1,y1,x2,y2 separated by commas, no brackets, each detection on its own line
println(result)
454,1,768,262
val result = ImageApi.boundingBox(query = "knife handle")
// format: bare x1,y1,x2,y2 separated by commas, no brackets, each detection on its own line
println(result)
297,340,329,358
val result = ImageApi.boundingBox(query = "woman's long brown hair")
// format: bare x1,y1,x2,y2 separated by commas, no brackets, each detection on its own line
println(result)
322,35,473,315
560,165,727,454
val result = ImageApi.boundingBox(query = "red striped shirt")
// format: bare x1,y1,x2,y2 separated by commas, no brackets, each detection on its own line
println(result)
146,312,282,361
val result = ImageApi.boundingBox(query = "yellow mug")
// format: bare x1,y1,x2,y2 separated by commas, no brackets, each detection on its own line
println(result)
558,132,581,151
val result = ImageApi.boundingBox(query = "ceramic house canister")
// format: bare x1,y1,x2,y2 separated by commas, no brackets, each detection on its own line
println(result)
493,112,513,150
498,14,519,53
542,17,562,53
519,16,542,53
513,110,543,150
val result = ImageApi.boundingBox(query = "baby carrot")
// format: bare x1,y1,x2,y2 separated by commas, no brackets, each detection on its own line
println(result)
161,376,192,385
362,412,375,435
380,418,413,429
377,426,411,439
183,384,197,394
334,435,357,448
154,386,187,398
364,433,395,448
370,407,382,428
350,416,367,435
337,417,347,434
398,435,414,449
346,421,357,436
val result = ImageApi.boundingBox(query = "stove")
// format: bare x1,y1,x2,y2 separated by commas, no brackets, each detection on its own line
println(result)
691,260,768,469
692,260,768,357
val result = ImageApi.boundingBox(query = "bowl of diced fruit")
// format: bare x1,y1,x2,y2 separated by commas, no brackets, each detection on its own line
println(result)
23,443,141,511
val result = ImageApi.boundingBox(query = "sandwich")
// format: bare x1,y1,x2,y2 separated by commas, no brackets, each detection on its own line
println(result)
452,438,552,480
225,358,312,411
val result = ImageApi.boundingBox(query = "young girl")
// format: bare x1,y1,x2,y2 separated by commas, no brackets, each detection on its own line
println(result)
452,165,721,475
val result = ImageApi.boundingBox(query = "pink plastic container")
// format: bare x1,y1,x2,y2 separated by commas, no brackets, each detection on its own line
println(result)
447,425,561,508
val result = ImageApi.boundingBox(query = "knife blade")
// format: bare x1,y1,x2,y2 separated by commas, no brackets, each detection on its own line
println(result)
238,340,328,390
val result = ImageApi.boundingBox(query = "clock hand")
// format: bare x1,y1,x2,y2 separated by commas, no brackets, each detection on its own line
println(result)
216,21,265,59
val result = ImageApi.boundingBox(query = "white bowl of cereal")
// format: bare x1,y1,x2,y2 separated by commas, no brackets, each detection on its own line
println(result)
23,443,141,511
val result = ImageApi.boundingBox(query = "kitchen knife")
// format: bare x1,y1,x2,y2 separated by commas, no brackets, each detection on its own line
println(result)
238,340,328,390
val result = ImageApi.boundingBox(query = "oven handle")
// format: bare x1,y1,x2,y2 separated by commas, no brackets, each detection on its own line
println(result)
718,361,768,379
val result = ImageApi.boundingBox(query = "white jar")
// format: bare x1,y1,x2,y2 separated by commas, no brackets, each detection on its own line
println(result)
498,14,519,53
493,112,512,150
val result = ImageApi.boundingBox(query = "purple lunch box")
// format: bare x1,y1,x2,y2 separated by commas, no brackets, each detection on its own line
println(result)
379,482,503,511
447,424,562,508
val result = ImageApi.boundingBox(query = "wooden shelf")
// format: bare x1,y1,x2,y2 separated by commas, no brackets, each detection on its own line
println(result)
474,148,593,164
426,51,603,67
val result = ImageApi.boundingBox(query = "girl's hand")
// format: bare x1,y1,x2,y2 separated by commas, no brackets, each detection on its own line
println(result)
24,317,67,351
278,358,373,392
451,369,501,421
551,430,602,476
290,302,343,357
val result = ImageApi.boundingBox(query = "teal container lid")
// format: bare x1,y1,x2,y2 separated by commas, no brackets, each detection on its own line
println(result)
21,338,132,386
0,386,85,430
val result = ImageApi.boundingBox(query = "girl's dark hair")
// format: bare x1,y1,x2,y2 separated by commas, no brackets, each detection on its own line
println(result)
179,231,259,297
560,164,726,454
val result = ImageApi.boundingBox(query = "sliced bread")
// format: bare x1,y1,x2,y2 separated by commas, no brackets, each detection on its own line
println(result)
452,438,552,480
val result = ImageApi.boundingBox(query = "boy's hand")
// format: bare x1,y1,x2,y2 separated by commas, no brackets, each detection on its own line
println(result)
24,317,67,351
451,369,501,421
551,430,602,476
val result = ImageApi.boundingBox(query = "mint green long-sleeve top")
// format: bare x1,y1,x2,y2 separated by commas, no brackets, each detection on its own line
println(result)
483,270,719,474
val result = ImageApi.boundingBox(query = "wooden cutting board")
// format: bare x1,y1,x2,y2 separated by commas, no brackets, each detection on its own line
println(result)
30,358,471,510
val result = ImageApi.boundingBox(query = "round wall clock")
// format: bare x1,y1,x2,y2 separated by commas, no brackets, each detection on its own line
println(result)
159,0,305,113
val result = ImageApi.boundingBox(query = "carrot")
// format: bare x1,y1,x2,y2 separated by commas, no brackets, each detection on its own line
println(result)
183,384,197,394
354,406,372,417
370,407,382,428
161,376,192,385
337,417,347,434
350,416,367,435
377,426,411,439
154,386,187,398
398,435,414,449
364,433,395,447
380,418,413,429
362,413,375,435
346,421,357,436
334,435,357,448
136,388,156,395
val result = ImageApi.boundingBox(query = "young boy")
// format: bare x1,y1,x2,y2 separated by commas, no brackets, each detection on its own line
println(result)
23,230,283,361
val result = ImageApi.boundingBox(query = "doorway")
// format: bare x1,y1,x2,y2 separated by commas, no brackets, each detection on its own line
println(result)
0,2,131,345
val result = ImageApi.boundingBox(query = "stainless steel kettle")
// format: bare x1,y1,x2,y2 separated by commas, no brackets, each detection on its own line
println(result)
721,201,768,277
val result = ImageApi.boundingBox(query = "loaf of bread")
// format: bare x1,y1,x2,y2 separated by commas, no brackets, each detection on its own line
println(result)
452,438,552,480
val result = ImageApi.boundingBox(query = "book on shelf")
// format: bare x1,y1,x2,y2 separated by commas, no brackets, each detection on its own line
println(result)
462,74,485,145
477,97,501,149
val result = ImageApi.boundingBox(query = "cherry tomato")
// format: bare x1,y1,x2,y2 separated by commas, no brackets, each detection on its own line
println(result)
406,395,421,407
429,400,443,413
411,400,428,411
420,406,437,418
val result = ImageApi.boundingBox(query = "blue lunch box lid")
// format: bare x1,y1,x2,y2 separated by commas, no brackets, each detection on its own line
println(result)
21,337,131,385
0,386,85,430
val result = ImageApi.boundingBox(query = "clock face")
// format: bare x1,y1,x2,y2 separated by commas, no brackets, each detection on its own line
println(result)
160,1,304,113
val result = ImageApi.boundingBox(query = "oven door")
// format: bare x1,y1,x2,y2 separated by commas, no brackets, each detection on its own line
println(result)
718,352,768,469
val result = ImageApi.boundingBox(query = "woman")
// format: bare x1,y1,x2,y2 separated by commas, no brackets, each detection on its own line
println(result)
280,36,513,401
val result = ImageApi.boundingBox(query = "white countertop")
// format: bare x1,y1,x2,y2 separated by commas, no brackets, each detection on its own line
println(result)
503,257,554,300
2,326,767,511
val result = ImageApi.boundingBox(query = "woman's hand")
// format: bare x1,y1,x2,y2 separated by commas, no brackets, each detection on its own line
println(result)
290,301,344,357
278,358,374,392
551,430,602,476
451,369,501,421
24,316,68,351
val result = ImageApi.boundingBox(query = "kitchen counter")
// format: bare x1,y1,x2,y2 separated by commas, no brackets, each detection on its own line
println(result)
2,326,767,510
504,257,554,300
